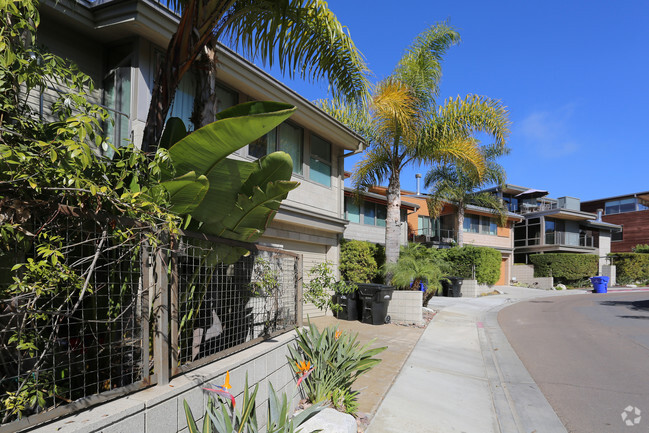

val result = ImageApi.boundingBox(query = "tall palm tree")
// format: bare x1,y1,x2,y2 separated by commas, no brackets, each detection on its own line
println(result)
143,0,370,150
319,23,510,265
425,145,508,246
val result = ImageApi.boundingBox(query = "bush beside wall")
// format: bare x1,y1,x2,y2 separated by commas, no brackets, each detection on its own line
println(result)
530,253,598,284
443,245,501,286
610,253,649,285
340,240,379,283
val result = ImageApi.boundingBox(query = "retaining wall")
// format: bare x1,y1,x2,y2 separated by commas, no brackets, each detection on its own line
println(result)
461,280,494,297
387,291,423,323
30,333,299,433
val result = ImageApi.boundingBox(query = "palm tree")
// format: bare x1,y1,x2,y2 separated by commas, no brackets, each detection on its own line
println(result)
384,243,446,306
143,0,370,150
425,146,508,247
319,23,510,266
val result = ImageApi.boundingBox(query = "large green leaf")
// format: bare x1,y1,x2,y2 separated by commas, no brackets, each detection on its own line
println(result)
159,117,188,150
165,101,295,180
161,171,209,214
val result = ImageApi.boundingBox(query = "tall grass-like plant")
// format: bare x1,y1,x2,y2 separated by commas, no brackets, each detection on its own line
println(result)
287,322,385,415
183,375,323,433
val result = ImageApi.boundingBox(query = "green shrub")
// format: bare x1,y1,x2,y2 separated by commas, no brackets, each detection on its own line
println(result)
529,253,598,284
632,244,649,254
443,245,501,285
303,261,356,314
340,240,378,283
610,253,649,285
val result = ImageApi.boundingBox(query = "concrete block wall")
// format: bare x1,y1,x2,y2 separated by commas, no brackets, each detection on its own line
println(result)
387,291,422,323
602,264,617,287
460,280,493,297
512,265,554,289
31,332,300,433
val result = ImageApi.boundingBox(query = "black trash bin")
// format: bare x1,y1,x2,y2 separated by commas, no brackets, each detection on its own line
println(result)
440,277,463,297
440,278,452,297
357,283,394,325
448,277,463,297
335,290,359,321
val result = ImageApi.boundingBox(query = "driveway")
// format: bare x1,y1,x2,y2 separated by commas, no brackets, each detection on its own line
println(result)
499,292,649,433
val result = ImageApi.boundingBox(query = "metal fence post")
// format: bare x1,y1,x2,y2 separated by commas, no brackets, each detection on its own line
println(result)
296,254,303,327
153,232,170,385
170,236,180,374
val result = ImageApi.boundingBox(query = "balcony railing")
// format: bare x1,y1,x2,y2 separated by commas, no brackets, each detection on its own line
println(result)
412,227,456,244
544,231,596,247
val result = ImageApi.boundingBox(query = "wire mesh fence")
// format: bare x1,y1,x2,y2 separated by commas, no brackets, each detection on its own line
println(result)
172,234,300,373
0,211,149,427
0,209,301,430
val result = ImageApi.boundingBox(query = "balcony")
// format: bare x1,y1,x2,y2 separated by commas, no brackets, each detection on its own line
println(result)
412,227,456,246
545,231,597,248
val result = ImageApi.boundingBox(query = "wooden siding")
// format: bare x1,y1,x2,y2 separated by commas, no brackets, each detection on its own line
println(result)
600,210,649,252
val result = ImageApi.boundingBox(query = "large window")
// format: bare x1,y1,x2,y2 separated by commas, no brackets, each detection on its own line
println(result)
344,197,388,226
309,134,331,186
103,66,131,157
249,122,303,174
605,198,645,214
463,214,497,235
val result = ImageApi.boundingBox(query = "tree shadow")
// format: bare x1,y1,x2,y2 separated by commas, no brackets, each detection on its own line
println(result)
599,299,649,313
617,315,649,320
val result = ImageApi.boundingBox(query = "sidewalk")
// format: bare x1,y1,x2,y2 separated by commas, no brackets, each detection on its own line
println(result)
367,286,591,433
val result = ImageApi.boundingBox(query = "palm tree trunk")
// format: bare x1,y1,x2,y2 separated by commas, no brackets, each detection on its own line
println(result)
385,173,402,266
191,43,219,129
456,206,465,247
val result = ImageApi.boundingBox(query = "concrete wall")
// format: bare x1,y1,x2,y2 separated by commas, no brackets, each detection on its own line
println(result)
461,280,494,297
463,232,513,249
32,333,299,433
343,221,408,246
602,264,617,287
597,231,612,271
511,264,554,289
387,291,422,323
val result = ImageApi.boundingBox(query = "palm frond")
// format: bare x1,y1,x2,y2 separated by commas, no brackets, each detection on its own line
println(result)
316,98,375,141
372,78,417,143
393,21,460,110
434,94,510,150
221,0,370,105
350,147,391,191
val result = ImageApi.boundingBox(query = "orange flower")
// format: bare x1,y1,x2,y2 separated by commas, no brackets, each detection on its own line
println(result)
203,370,235,407
222,370,232,390
335,330,342,340
296,360,311,374
295,360,314,387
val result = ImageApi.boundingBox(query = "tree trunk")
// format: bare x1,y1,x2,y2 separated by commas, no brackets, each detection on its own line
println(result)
385,174,402,267
456,205,465,247
191,43,219,129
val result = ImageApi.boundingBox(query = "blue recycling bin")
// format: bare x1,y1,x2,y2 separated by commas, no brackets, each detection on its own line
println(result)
590,276,609,293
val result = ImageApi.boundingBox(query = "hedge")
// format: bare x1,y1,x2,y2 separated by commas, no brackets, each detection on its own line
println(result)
340,239,379,283
610,253,649,285
529,253,598,283
443,245,501,285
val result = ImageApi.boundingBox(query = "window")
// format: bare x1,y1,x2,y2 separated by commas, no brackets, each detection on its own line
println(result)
612,226,623,242
376,205,387,227
249,123,303,174
463,215,497,235
167,72,195,130
363,202,376,226
103,66,131,157
345,198,360,223
605,198,641,214
309,134,331,186
215,82,238,114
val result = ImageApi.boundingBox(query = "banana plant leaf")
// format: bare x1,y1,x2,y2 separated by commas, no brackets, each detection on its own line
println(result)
161,101,296,180
160,101,300,264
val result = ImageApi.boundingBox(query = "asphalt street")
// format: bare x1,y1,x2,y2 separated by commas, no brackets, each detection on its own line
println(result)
499,292,649,433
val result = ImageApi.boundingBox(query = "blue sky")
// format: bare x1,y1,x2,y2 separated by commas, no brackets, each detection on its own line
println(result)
260,0,649,201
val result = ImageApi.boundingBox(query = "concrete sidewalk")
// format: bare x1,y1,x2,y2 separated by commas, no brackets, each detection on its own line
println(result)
367,286,591,433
